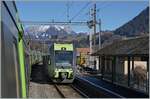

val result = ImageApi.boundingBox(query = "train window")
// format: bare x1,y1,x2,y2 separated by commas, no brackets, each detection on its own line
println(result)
55,51,73,67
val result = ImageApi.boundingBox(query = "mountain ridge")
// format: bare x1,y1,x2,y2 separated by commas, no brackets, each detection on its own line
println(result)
114,7,149,37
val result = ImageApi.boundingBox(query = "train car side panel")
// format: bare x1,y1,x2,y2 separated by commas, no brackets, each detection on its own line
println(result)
1,1,21,97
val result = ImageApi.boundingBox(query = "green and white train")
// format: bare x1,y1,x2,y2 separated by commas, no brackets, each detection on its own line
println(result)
43,43,76,83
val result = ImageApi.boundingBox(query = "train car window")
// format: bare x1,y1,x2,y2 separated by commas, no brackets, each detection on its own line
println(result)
55,51,73,67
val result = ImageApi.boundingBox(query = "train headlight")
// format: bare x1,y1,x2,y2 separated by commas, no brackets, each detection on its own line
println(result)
54,71,59,78
70,72,74,78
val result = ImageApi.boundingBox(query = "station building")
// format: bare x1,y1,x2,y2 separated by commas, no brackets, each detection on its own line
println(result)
92,36,149,94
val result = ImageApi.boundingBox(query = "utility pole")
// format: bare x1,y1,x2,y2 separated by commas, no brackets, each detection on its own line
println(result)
87,8,93,69
89,8,93,55
99,18,101,49
88,3,97,54
93,3,96,52
93,3,97,69
88,3,97,69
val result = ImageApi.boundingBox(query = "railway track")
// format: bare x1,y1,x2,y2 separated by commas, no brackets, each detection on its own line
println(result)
73,76,123,98
54,84,85,98
29,82,85,98
29,63,85,98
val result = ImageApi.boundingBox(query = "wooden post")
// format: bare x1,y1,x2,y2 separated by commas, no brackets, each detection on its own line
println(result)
132,57,134,70
147,57,149,72
112,56,116,83
131,57,134,87
104,56,107,79
146,57,149,93
99,56,100,71
128,56,131,87
101,56,104,79
112,57,114,83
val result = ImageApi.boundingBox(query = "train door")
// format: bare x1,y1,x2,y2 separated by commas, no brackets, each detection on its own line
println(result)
13,37,22,97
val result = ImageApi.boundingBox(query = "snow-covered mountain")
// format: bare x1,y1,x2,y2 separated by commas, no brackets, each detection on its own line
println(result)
24,25,76,39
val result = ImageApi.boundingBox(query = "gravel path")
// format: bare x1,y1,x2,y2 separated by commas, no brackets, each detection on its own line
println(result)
29,64,62,98
29,82,62,98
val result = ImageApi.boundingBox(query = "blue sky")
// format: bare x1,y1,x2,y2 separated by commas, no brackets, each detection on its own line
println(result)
16,0,149,33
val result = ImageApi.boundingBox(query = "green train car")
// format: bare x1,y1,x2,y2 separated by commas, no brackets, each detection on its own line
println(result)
43,43,76,83
1,1,42,98
31,50,43,65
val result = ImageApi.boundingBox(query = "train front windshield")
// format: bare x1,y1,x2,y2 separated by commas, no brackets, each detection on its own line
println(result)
55,51,73,67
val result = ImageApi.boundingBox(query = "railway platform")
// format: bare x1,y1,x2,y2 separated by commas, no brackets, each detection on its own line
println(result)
74,75,149,98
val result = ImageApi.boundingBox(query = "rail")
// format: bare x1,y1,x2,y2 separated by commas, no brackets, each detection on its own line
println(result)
73,76,149,98
73,76,124,98
54,84,66,98
54,84,83,98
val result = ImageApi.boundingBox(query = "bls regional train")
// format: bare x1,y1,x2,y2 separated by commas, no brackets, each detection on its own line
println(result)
43,43,76,83
1,1,42,98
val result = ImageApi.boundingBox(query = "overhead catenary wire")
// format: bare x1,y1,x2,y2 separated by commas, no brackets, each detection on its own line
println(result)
66,1,70,21
70,2,91,21
21,21,89,26
97,2,111,11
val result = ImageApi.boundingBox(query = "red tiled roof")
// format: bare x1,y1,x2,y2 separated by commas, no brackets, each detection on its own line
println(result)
76,48,90,53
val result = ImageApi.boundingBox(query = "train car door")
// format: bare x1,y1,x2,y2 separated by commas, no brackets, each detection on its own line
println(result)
13,37,22,97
